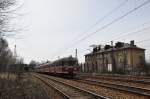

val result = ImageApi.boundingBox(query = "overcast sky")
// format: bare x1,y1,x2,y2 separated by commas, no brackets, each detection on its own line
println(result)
7,0,150,63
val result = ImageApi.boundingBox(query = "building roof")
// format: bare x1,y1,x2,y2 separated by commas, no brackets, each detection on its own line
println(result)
85,46,145,56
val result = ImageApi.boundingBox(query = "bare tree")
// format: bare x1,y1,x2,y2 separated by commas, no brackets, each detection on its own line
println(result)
29,60,39,70
0,38,14,71
0,0,20,72
0,0,17,37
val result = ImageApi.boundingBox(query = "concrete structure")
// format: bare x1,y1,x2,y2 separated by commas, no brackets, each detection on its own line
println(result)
84,40,146,75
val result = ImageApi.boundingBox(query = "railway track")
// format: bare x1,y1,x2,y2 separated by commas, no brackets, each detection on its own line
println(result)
78,73,150,90
77,73,150,84
33,73,150,99
77,73,150,96
32,73,108,99
75,78,150,97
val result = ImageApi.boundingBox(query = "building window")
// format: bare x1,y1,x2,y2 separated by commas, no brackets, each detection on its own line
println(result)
108,64,112,71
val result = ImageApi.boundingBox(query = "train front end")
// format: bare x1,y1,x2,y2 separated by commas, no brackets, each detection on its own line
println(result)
61,56,80,78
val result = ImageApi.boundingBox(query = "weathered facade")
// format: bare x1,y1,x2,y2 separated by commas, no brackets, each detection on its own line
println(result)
83,41,146,75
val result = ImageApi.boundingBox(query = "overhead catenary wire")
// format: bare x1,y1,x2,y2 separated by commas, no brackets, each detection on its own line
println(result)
112,25,150,41
135,38,150,44
73,0,150,45
89,19,150,45
71,0,129,41
109,19,150,40
56,0,150,57
52,0,128,57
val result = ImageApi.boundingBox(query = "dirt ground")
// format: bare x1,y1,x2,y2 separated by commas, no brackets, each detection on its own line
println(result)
0,72,49,99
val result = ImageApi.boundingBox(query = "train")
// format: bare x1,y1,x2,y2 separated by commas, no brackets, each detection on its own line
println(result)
36,56,80,78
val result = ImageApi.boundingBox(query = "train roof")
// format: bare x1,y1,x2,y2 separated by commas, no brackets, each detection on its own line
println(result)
52,56,77,63
36,56,78,67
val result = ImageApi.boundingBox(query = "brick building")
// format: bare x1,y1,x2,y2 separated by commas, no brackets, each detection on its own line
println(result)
83,40,146,75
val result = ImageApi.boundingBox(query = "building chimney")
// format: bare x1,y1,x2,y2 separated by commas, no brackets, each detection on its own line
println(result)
130,40,134,46
111,41,113,46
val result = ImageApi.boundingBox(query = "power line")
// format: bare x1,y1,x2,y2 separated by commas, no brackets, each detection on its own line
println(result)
57,0,150,56
91,19,150,45
112,25,150,41
72,0,128,41
53,0,128,57
108,19,150,40
135,38,150,51
135,38,150,43
75,0,150,44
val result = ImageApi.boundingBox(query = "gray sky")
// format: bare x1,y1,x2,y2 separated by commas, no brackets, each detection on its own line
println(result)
8,0,150,63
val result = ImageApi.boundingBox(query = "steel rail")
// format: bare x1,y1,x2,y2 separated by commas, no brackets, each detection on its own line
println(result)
36,73,108,99
33,74,71,99
77,73,150,84
76,79,150,97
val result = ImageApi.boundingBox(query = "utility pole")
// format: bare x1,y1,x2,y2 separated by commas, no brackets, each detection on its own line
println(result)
13,45,17,64
14,45,17,58
111,41,116,73
75,49,78,66
111,41,113,47
75,49,78,59
58,56,60,60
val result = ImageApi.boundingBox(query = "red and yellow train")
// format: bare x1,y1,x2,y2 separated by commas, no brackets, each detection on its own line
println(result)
36,56,80,78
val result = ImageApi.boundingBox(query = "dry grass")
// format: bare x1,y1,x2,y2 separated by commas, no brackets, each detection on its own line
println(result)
0,72,17,80
0,72,49,99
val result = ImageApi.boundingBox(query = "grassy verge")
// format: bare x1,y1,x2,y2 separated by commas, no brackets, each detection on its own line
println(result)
0,72,49,99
